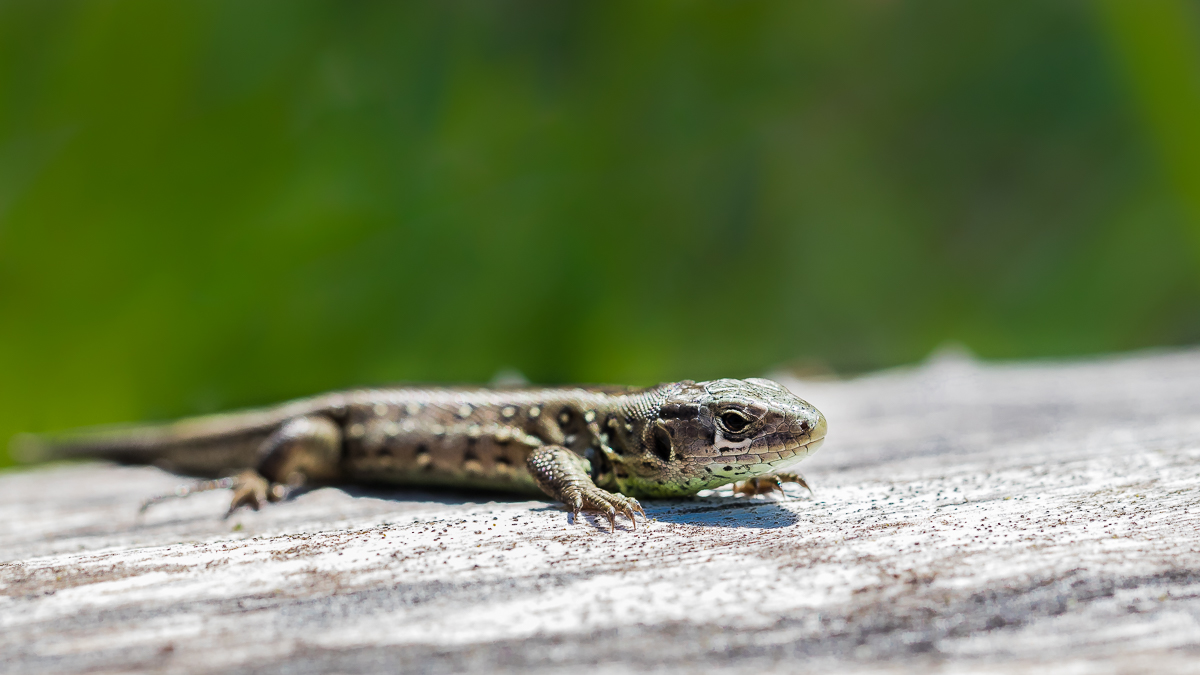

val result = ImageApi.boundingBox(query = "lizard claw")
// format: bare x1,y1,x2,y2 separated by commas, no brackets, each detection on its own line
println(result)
619,498,645,531
621,507,637,531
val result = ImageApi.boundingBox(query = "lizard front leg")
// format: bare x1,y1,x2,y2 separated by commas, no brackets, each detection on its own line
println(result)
527,446,645,532
733,472,812,497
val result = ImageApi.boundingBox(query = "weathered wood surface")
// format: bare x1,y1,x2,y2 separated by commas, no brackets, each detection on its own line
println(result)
3,349,1200,674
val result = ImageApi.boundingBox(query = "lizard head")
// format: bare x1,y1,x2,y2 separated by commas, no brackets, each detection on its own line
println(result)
610,378,827,498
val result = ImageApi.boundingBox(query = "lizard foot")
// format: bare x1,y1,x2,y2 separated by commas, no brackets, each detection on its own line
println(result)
734,472,812,497
226,470,269,516
225,470,291,517
138,470,289,517
527,445,645,532
567,485,646,533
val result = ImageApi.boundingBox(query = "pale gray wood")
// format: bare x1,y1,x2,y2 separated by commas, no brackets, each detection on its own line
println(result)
3,348,1200,674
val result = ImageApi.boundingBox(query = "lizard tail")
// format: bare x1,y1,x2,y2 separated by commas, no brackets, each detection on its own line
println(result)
10,432,53,464
11,422,198,464
7,410,288,476
8,393,343,474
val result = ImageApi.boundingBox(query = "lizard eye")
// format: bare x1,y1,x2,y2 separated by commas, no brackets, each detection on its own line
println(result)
720,411,751,433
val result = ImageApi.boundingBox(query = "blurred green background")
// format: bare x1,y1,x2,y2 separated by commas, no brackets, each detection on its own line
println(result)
3,1,1200,465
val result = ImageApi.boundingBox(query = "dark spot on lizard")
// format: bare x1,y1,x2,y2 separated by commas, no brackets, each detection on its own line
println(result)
660,403,698,420
724,465,733,472
607,417,633,455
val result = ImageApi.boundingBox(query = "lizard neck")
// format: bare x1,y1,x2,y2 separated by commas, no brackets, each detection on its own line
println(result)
589,387,672,494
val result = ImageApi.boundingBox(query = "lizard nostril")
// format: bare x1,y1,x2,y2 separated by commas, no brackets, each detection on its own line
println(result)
800,420,811,431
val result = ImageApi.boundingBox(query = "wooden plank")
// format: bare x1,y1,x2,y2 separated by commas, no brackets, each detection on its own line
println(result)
3,348,1200,674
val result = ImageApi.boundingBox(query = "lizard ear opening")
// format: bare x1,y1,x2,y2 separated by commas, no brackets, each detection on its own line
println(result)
651,423,673,462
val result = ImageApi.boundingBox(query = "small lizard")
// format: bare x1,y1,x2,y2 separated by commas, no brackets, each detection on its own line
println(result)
17,378,826,530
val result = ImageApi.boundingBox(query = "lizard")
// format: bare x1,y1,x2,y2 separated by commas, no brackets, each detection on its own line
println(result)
16,378,827,531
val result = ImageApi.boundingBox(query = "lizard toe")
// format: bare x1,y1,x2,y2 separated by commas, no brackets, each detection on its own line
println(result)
577,486,639,532
620,505,638,531
775,472,813,495
611,494,644,530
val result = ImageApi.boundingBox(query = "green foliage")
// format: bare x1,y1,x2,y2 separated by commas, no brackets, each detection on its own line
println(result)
2,1,1199,464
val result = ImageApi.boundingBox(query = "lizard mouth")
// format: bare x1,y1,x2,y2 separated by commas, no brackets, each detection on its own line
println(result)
803,435,825,455
701,433,826,482
753,432,826,469
748,431,826,458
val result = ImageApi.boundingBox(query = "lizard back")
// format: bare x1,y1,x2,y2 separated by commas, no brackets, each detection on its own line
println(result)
18,385,654,495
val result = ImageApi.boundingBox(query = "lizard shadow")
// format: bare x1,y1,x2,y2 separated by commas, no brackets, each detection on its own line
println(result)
644,495,803,529
326,484,544,508
131,483,803,533
519,502,802,532
331,486,628,534
328,486,802,531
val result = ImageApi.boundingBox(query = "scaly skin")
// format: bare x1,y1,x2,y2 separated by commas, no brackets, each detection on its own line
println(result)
18,379,827,530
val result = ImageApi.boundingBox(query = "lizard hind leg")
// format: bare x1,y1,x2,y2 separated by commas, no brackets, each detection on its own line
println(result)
139,415,343,517
136,470,278,516
255,415,342,486
233,414,343,515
